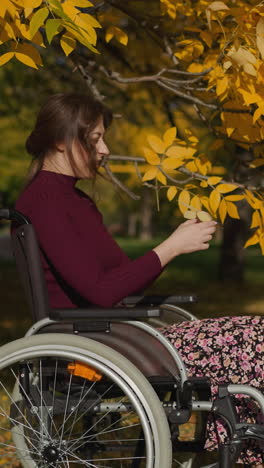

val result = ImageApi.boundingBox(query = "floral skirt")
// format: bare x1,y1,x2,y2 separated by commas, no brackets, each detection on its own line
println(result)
160,315,264,465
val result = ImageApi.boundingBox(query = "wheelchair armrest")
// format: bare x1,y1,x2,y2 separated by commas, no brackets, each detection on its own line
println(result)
49,307,161,321
122,295,198,306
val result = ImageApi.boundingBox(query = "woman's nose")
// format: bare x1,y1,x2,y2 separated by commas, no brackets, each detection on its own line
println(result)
98,141,110,156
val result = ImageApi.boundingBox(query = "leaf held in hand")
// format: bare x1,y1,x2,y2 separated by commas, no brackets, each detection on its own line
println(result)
197,210,213,222
184,210,197,220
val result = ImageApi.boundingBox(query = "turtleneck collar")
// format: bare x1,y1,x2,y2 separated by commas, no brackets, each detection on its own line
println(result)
38,170,79,188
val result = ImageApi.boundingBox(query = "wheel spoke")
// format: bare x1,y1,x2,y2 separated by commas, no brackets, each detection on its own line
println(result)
0,335,170,467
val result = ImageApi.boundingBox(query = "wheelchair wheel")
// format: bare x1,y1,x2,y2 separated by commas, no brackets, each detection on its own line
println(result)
0,333,172,467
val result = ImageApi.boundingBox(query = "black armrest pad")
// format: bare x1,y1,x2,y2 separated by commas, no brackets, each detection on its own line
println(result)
123,295,198,306
49,307,161,321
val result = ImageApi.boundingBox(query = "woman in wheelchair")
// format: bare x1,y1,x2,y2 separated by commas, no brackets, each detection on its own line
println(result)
9,92,264,467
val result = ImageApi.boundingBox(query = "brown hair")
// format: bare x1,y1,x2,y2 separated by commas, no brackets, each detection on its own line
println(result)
23,92,113,189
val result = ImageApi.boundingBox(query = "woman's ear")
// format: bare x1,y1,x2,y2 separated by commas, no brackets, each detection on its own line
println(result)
55,142,66,152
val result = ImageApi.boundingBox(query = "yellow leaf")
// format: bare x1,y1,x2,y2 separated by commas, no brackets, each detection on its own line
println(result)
187,63,204,73
253,106,264,124
0,0,8,17
105,26,114,43
226,128,235,137
64,23,98,52
225,195,245,201
201,196,210,211
256,17,264,60
200,180,208,188
207,1,229,11
250,158,264,168
60,33,76,56
142,167,158,182
260,237,264,255
0,52,14,66
13,43,42,68
0,0,17,18
105,25,128,45
178,190,191,215
163,157,184,170
244,62,257,76
186,161,197,172
217,183,238,193
188,135,199,143
245,190,263,209
24,8,33,18
2,20,16,40
244,233,259,248
166,145,196,158
147,134,166,154
143,147,160,165
209,189,221,212
167,186,177,201
114,26,128,46
228,46,257,76
200,30,212,47
77,12,101,29
226,201,239,219
251,211,261,228
23,0,42,7
62,2,79,20
184,210,197,220
238,89,259,106
163,127,177,148
216,76,229,96
207,176,223,185
219,199,227,224
15,53,38,69
195,157,209,175
197,210,213,221
157,170,166,185
228,46,256,67
67,0,93,7
73,14,98,45
206,1,229,29
190,195,202,210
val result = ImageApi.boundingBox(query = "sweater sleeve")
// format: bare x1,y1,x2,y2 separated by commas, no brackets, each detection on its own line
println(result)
33,196,163,308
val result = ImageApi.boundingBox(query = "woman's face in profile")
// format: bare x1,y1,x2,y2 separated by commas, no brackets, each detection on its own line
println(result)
72,115,110,178
89,116,110,169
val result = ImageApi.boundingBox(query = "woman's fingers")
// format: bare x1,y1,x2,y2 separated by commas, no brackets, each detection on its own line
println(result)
182,218,198,226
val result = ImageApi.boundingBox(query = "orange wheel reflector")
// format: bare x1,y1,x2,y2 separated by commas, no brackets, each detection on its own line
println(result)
67,362,103,381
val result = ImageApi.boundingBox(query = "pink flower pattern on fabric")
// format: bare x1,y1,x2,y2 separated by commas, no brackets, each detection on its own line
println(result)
160,315,264,465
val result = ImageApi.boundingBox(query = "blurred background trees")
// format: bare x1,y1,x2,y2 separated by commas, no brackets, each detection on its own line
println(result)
1,0,264,283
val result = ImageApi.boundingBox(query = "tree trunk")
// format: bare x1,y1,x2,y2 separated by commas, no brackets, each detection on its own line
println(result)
139,187,153,240
218,201,252,283
127,213,138,237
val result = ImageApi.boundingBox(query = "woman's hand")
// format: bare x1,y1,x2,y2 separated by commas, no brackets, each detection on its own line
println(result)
153,218,217,268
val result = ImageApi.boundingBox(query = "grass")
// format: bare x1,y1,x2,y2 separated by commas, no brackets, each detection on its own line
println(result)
116,237,264,320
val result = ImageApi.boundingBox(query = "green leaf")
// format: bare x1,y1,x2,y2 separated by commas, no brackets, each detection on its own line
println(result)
45,18,62,44
49,0,64,13
29,7,49,39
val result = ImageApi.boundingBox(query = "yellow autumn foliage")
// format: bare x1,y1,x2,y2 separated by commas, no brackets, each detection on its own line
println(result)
1,0,264,253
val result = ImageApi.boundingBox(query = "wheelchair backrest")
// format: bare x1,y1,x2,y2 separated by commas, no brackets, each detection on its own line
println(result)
9,212,51,322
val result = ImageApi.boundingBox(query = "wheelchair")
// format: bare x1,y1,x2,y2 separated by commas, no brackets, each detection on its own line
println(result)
0,207,263,468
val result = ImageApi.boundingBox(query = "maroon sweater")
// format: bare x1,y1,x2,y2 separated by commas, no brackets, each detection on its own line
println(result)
10,170,162,309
